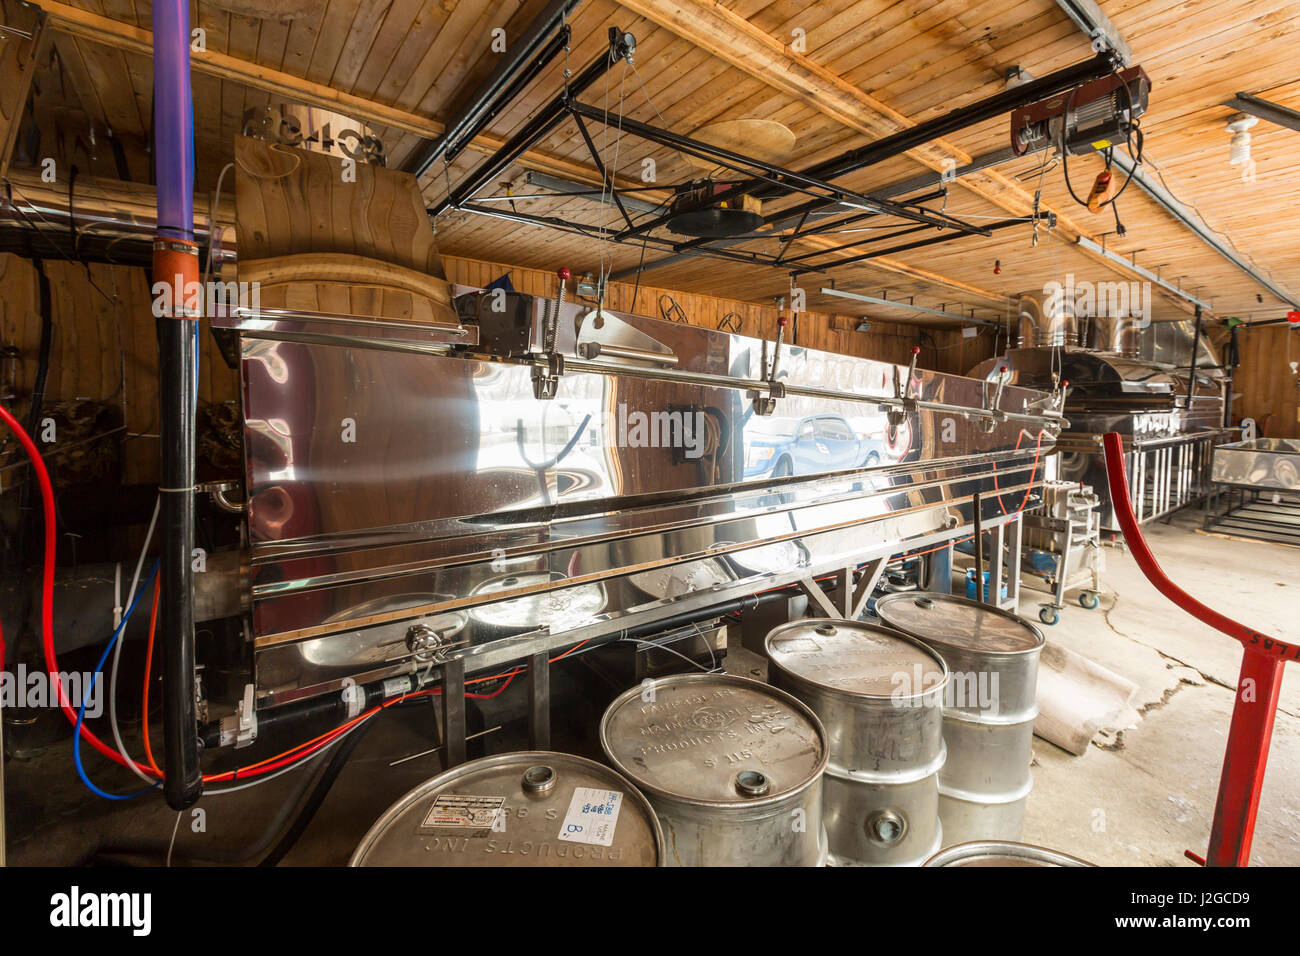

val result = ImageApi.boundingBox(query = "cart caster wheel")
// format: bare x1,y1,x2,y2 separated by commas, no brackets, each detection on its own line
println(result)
1078,590,1099,610
1038,607,1059,626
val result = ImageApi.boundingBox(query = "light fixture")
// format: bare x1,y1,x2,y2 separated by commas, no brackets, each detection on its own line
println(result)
1226,112,1258,165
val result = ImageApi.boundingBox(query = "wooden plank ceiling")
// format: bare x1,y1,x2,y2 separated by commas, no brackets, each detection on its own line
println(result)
8,0,1299,330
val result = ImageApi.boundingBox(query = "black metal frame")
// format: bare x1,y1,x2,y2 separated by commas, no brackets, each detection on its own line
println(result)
429,31,1121,281
1204,485,1300,547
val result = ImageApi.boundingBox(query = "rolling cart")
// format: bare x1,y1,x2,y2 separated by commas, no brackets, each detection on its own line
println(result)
1022,481,1104,625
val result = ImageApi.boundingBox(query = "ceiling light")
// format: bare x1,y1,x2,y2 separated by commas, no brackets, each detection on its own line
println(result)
1226,112,1259,165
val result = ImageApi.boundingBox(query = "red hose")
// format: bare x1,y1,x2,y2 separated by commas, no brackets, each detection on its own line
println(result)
0,403,159,773
1102,432,1297,661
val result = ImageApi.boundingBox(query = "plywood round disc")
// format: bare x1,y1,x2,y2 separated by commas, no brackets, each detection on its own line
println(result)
684,119,797,176
202,0,323,21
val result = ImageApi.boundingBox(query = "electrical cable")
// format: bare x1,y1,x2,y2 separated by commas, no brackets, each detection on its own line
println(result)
73,561,160,800
109,495,161,784
257,711,378,867
3,395,601,790
141,576,162,776
0,402,151,772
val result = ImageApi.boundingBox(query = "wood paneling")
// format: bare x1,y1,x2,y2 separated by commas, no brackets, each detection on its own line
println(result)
0,0,46,177
0,253,240,484
1234,324,1300,439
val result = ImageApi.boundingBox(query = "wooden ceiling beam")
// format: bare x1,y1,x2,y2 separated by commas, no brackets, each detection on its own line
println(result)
26,0,1009,309
616,0,1206,316
29,0,610,190
0,6,48,178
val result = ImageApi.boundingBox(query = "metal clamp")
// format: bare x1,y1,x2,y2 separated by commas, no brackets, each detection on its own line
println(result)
576,341,678,366
753,315,790,416
198,479,246,514
751,380,785,417
531,351,565,400
979,365,1010,433
888,346,922,440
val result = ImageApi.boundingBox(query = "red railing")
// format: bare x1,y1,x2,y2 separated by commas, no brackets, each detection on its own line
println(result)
1103,432,1295,866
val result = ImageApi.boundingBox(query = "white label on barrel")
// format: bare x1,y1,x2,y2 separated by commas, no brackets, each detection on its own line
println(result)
557,788,622,846
421,794,505,829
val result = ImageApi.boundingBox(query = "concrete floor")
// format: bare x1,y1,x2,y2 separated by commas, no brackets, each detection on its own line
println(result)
1015,511,1300,867
3,510,1297,866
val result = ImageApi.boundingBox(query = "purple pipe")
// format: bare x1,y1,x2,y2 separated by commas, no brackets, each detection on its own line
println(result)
153,0,203,809
152,0,194,241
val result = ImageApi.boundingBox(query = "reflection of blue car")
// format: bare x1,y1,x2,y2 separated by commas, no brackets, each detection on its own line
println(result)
744,414,885,478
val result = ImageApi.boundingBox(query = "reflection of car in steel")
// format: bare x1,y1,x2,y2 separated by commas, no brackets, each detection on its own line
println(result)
744,413,886,478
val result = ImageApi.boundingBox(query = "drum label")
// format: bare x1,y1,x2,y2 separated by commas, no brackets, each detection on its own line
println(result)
421,794,505,829
557,788,622,846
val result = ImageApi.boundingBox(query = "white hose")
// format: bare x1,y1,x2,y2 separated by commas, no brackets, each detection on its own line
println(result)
109,496,160,784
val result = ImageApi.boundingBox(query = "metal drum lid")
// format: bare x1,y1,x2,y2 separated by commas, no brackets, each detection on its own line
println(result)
600,673,827,807
765,619,946,700
875,592,1044,655
350,752,663,867
469,571,606,631
923,841,1093,867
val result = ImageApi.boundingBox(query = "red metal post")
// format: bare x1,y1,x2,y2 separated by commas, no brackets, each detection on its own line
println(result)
1207,648,1285,866
1102,431,1294,866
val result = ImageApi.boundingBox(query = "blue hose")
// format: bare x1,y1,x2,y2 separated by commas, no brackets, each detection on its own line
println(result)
74,560,162,800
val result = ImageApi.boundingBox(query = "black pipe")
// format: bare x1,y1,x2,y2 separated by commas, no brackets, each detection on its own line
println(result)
258,714,376,866
21,260,52,440
792,217,1030,275
446,27,572,165
430,27,635,217
625,54,1116,241
12,258,54,572
157,308,203,807
1187,303,1203,404
154,0,204,811
761,53,1116,196
84,747,331,866
404,0,582,178
1223,323,1240,427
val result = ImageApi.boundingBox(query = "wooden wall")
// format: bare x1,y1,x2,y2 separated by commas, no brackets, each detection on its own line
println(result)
0,254,239,485
0,250,996,488
1233,323,1300,439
